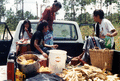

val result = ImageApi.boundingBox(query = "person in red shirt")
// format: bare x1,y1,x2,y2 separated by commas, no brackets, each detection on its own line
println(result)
40,0,62,45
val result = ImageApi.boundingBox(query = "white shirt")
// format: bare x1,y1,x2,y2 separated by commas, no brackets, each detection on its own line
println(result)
23,31,30,39
99,19,115,36
95,18,115,47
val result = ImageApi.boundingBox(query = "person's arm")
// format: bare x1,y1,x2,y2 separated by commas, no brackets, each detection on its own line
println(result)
45,44,58,48
39,8,49,22
106,20,118,37
106,29,118,37
34,39,48,58
25,27,32,38
42,41,58,49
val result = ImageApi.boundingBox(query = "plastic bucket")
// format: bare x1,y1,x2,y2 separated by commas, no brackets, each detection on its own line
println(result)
49,49,67,73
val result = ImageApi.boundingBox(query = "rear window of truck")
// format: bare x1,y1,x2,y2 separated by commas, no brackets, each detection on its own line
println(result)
31,22,78,40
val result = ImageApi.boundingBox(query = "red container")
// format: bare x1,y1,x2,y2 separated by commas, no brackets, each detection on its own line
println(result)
39,58,48,67
71,58,79,66
20,44,31,54
7,59,14,81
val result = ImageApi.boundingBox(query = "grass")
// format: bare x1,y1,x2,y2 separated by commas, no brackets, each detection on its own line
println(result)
113,24,120,51
80,23,120,51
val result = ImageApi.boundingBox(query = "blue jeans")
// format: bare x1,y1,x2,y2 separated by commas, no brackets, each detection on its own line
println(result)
44,30,53,45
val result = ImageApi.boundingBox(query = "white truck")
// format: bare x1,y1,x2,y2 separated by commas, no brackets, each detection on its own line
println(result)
4,19,84,81
9,20,84,57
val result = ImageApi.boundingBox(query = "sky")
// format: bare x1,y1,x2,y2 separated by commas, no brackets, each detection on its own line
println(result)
4,0,118,21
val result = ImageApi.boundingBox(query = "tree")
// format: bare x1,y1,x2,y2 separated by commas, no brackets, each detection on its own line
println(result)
6,9,38,30
0,0,6,22
104,0,117,22
63,0,95,21
105,0,117,5
14,0,24,19
24,11,35,19
16,10,23,20
5,8,14,18
79,0,95,22
77,12,94,24
63,0,78,21
5,9,18,30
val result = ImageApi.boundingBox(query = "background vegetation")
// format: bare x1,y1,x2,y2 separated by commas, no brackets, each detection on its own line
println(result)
80,24,120,50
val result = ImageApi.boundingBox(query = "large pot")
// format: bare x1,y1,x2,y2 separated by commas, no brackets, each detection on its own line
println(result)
16,54,40,74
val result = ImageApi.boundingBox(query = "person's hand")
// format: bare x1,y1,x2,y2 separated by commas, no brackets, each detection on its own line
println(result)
42,53,48,58
99,34,105,38
25,27,28,31
23,40,27,44
52,44,58,49
16,41,19,44
20,38,24,41
106,33,112,37
17,38,24,44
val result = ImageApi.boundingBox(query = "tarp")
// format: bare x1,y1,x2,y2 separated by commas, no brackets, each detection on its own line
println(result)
25,73,64,81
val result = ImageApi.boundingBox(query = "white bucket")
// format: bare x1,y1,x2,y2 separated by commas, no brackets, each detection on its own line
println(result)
49,49,67,73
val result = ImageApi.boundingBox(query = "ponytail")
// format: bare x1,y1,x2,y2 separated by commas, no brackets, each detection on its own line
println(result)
53,0,62,8
54,0,57,2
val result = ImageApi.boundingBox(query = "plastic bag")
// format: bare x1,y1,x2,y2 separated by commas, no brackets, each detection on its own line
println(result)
25,73,64,81
105,36,112,49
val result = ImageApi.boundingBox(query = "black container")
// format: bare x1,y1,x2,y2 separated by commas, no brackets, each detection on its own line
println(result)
16,54,40,75
112,50,120,75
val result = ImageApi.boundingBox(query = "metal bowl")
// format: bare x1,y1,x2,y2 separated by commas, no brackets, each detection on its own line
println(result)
16,54,40,74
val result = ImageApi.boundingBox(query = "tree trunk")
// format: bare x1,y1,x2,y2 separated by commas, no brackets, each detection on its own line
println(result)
73,5,75,21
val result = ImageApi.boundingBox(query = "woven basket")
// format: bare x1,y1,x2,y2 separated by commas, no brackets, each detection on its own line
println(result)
89,48,114,71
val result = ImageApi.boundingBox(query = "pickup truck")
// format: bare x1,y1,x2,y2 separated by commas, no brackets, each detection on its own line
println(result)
5,19,84,80
8,20,84,57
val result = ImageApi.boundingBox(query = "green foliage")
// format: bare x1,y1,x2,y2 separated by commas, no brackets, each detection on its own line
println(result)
63,0,96,21
80,25,94,40
24,11,35,19
0,0,6,21
76,9,120,25
76,12,94,24
80,24,120,50
105,13,120,24
111,24,120,50
63,0,78,20
79,0,96,7
5,9,38,31
5,8,14,18
6,16,19,30
16,10,23,20
63,0,120,24
105,0,117,5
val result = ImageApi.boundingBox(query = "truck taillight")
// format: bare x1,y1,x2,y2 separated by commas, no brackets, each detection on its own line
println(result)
7,52,15,81
7,59,14,81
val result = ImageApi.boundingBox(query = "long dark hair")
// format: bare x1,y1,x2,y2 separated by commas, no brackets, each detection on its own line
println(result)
53,0,62,8
21,19,31,34
37,20,48,32
19,19,31,39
